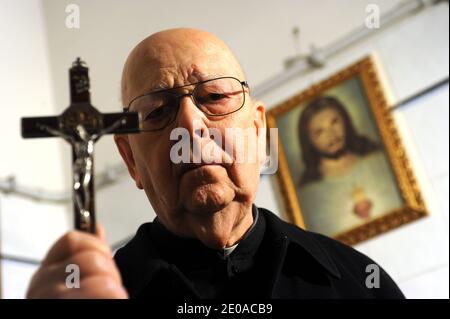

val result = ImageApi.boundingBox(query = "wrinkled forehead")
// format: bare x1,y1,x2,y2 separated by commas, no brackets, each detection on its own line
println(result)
122,35,245,106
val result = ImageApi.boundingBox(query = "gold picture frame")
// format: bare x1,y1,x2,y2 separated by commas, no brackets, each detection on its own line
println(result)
267,56,427,245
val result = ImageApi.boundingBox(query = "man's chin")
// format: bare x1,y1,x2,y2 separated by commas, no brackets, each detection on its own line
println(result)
320,147,347,159
179,166,236,214
182,182,235,215
196,230,231,250
186,203,253,250
188,213,238,249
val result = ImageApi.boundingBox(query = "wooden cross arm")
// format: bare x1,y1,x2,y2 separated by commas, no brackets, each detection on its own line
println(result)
21,112,140,139
21,116,59,138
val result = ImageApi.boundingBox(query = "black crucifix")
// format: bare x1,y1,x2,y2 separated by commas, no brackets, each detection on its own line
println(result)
21,58,140,233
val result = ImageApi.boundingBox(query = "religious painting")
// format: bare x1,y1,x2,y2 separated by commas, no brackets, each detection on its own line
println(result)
267,56,427,245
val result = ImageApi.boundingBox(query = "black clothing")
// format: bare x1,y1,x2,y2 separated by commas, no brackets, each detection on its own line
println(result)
114,206,404,299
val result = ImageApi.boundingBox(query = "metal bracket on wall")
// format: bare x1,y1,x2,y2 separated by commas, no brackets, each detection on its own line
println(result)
0,163,128,204
254,0,446,98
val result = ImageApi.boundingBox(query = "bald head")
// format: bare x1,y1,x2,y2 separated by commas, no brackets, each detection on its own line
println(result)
121,28,246,107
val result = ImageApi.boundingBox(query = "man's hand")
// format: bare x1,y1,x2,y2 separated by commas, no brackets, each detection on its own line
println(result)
26,225,128,299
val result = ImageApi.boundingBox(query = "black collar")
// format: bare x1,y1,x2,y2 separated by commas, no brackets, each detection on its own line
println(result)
260,207,341,279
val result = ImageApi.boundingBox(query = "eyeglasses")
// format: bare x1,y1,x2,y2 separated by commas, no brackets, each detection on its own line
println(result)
124,76,249,132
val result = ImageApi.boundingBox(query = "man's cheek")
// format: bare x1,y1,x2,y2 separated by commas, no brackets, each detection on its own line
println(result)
147,164,179,211
229,163,254,187
229,165,258,204
141,140,175,188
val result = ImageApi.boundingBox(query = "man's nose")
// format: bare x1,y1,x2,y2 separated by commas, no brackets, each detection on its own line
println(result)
175,95,209,137
329,126,340,138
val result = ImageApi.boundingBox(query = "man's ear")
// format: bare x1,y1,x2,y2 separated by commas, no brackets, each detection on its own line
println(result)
252,100,268,168
114,134,143,189
253,100,266,133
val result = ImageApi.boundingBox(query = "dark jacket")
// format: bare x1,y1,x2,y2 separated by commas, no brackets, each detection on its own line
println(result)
114,206,404,299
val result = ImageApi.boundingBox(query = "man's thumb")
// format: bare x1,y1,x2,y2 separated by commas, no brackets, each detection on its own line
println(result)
95,224,107,242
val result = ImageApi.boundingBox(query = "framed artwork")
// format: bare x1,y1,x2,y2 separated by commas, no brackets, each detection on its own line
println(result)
267,56,427,245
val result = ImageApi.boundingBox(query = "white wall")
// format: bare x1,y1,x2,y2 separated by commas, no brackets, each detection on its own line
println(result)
0,0,71,298
1,0,448,298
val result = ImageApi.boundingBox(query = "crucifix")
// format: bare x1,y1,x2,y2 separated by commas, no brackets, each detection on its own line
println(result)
21,58,140,233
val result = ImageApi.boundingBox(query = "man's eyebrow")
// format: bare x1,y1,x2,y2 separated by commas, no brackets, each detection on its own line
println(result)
156,82,170,90
194,72,222,81
145,73,224,93
141,82,169,94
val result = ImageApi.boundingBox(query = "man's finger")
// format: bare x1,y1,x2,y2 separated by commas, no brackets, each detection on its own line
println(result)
96,224,107,243
41,230,112,266
32,251,122,289
63,276,128,299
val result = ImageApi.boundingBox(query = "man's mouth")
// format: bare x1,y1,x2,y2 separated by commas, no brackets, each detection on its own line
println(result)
328,138,343,149
177,163,224,178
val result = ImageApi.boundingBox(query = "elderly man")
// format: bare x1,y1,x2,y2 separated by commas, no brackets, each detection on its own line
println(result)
26,28,404,299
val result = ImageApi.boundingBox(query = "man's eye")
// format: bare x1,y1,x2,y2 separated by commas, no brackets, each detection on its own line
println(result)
198,92,228,103
144,106,169,121
314,129,324,138
209,93,227,101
